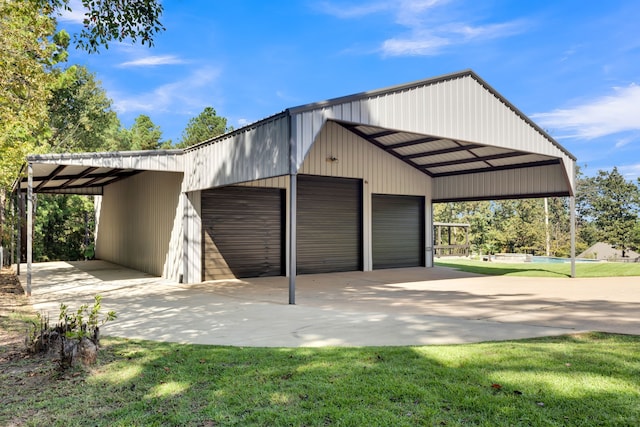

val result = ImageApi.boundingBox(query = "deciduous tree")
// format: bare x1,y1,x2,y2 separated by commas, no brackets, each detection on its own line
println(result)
579,167,640,254
50,0,164,52
47,65,120,152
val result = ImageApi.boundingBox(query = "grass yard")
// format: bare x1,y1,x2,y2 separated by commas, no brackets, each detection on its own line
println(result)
1,333,639,426
435,258,640,278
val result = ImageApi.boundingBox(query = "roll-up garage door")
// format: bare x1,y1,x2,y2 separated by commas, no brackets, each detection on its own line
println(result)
202,186,284,280
297,176,362,274
372,194,425,269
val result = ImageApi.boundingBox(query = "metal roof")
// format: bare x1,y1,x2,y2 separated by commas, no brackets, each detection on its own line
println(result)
15,150,183,195
16,164,141,195
288,69,576,163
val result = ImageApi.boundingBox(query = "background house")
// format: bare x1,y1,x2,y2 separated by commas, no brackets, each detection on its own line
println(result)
578,242,640,262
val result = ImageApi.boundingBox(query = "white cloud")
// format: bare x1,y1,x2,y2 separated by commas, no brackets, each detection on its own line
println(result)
395,0,449,27
57,0,87,24
618,164,640,180
112,66,222,115
532,84,640,139
119,55,187,67
381,20,524,56
318,0,526,57
317,0,445,21
381,32,450,56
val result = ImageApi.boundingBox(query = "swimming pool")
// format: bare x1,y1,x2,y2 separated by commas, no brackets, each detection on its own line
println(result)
531,256,601,264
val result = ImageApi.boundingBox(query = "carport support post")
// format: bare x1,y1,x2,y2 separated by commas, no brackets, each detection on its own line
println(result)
26,163,33,296
288,173,297,304
570,195,576,278
16,185,21,276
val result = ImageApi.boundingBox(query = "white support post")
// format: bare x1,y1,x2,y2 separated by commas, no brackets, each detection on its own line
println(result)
26,163,33,296
181,192,189,284
362,181,372,271
570,195,576,278
425,199,434,267
288,117,298,305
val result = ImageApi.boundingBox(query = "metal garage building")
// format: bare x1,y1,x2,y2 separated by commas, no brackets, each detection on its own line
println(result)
15,70,577,302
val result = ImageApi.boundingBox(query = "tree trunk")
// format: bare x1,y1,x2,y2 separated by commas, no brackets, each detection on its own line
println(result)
0,188,5,259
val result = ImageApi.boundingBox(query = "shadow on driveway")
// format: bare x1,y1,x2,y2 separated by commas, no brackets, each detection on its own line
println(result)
21,261,640,347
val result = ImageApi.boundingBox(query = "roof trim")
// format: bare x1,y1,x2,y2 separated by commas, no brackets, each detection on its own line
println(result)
26,148,184,162
433,191,571,203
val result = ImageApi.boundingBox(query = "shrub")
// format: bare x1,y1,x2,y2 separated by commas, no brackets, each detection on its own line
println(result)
26,295,116,369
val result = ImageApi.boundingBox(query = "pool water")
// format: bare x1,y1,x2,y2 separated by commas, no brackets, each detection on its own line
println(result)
531,256,600,264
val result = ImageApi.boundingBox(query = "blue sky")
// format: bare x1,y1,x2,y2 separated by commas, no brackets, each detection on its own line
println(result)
59,0,640,179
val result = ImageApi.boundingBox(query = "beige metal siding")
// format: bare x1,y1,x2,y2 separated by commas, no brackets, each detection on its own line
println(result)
95,171,183,279
299,121,432,196
184,114,290,192
432,164,570,201
182,191,201,283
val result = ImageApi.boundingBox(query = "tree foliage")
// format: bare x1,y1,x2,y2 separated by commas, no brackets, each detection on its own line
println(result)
577,167,640,252
47,65,121,152
33,194,95,261
129,114,164,150
51,0,164,52
178,107,230,148
434,168,640,258
0,0,64,190
1,0,167,260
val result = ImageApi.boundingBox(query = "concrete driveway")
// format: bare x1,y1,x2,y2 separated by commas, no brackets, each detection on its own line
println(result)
21,260,640,347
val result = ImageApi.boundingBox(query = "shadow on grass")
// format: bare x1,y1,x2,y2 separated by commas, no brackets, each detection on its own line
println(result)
435,261,572,278
2,333,639,426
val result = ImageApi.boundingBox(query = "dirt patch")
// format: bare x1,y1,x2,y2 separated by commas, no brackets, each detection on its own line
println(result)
0,268,30,353
0,268,62,425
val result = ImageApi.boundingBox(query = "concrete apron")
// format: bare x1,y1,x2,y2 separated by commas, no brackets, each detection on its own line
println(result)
21,260,640,347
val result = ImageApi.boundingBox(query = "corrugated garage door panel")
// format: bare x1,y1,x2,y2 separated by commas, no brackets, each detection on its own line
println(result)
372,194,425,269
202,186,284,280
297,175,362,274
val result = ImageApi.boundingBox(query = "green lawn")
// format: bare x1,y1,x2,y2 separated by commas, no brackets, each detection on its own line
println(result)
2,333,639,426
435,258,640,278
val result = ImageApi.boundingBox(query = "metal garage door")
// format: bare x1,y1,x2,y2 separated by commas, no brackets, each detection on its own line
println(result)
297,175,362,274
372,194,424,269
202,186,284,280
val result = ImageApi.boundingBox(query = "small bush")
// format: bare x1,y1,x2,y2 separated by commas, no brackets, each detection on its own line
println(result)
26,295,116,369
